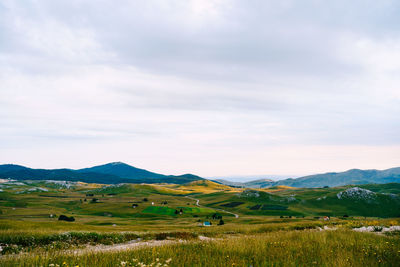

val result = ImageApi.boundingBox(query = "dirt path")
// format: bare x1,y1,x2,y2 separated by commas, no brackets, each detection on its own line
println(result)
185,196,239,218
74,235,218,255
70,239,183,255
0,237,216,259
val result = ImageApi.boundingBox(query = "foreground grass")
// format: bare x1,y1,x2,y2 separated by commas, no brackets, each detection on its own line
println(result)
1,230,399,267
1,218,399,255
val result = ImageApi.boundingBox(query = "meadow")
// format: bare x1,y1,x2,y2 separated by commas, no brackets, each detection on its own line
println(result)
0,179,399,266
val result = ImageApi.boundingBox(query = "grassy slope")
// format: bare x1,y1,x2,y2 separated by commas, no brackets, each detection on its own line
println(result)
0,181,399,226
1,230,399,267
0,180,399,266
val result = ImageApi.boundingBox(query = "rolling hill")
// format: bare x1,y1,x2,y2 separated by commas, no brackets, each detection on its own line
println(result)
0,162,203,184
216,167,400,188
1,178,399,218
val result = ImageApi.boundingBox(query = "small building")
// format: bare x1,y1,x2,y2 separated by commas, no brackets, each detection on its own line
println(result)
203,221,211,227
151,202,154,206
132,204,138,209
324,216,330,221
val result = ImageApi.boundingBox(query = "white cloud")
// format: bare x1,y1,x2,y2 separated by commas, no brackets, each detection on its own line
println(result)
0,0,399,177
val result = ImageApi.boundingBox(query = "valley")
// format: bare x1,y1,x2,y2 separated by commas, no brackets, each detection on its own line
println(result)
0,178,399,266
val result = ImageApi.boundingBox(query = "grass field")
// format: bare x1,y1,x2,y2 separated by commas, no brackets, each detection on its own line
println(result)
0,179,399,266
1,228,399,266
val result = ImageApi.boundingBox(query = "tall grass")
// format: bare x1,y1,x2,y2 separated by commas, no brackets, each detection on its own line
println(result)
0,231,198,254
1,230,399,266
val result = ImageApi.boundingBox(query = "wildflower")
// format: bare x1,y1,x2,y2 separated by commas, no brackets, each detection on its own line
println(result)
121,261,127,266
49,264,55,267
165,259,172,263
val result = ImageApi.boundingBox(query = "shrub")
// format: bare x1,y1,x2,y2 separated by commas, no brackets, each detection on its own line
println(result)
249,204,262,210
155,233,168,240
220,202,244,208
58,215,75,222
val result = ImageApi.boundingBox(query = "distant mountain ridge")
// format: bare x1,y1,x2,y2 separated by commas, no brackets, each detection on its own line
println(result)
0,162,203,184
214,178,274,188
2,163,400,187
215,167,400,188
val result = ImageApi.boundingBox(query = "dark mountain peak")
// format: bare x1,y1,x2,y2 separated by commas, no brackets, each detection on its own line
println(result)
108,161,128,166
77,162,204,183
77,162,160,178
0,162,203,184
90,162,131,168
0,164,30,171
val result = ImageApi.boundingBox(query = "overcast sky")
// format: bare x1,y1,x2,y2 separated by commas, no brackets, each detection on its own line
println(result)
1,0,400,179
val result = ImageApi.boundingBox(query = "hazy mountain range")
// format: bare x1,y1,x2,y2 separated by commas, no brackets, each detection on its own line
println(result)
215,167,400,188
0,162,399,188
0,162,202,184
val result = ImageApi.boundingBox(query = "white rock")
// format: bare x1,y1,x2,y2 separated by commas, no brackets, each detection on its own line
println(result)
337,187,376,202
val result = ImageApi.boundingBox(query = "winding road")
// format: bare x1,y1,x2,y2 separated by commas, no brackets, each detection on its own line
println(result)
185,196,239,218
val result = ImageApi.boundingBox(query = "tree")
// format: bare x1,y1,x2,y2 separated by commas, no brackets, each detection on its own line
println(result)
218,219,224,225
58,215,75,222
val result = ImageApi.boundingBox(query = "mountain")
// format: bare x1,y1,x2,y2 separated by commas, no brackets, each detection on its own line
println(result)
279,167,400,188
217,167,400,188
77,162,166,180
0,162,203,184
214,178,275,188
243,179,275,188
213,179,247,187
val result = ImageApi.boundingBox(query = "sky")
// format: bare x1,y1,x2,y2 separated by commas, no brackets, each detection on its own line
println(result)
1,0,400,180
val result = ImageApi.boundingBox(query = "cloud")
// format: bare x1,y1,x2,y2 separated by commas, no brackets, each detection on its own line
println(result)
0,0,399,177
